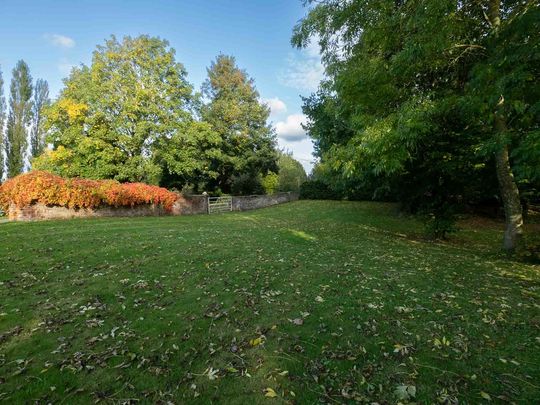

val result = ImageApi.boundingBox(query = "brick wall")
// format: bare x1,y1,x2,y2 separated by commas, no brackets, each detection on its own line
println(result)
7,195,209,221
6,192,298,221
173,195,208,215
8,203,168,221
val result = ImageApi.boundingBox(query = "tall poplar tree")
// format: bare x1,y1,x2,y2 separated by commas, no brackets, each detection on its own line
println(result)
0,67,6,180
5,60,33,177
30,78,49,160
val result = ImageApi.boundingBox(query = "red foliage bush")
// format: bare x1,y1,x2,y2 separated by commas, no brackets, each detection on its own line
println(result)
0,171,179,212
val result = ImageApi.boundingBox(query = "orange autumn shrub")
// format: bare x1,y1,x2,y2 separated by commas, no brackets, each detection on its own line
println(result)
0,171,179,212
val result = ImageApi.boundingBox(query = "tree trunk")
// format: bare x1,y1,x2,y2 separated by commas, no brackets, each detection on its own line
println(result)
489,0,524,251
494,115,523,251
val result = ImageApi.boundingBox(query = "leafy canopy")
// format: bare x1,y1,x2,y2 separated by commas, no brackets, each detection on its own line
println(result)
293,0,540,217
36,35,201,184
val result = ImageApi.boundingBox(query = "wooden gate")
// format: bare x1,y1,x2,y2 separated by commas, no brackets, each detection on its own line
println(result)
207,196,233,214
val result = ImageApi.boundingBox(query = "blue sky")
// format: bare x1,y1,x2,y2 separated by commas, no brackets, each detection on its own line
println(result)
0,0,321,172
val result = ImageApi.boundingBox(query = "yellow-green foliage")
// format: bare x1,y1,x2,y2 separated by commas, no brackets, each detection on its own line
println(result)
261,171,279,194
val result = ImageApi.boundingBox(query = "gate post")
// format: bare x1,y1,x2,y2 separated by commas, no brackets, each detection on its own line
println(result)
202,192,209,214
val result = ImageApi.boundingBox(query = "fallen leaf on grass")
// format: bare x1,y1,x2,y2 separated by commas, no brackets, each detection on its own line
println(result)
264,387,277,398
394,385,416,401
250,337,263,347
480,391,492,401
205,367,219,380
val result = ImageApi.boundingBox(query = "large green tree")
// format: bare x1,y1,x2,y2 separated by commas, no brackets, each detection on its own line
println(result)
294,0,539,249
36,35,197,184
5,60,33,178
470,0,539,250
277,151,307,192
201,55,278,193
29,78,50,160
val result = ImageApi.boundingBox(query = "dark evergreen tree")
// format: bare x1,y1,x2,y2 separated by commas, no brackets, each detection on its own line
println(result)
202,55,278,194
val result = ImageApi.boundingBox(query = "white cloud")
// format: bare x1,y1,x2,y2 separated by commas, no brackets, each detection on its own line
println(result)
263,97,287,117
45,34,75,49
279,57,324,93
279,38,324,92
275,113,308,142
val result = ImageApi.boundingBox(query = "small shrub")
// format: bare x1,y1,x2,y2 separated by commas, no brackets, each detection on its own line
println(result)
420,202,458,239
0,171,179,212
230,173,264,195
422,211,458,240
299,180,339,200
515,232,540,263
261,172,279,195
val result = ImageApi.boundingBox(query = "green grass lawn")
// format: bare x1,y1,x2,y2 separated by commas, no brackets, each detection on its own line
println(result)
0,201,539,403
